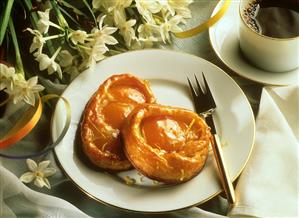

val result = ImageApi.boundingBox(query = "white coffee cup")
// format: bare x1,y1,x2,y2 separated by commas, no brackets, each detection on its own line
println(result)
239,0,299,73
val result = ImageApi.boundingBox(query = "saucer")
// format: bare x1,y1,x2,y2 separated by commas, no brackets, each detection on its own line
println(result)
209,0,299,86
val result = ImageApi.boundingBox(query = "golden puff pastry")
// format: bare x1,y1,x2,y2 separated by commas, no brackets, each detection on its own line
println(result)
122,104,211,183
81,74,156,171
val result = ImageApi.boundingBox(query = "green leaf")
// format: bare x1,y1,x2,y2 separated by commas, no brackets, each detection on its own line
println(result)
0,0,15,45
23,0,39,29
82,0,97,25
58,0,87,17
59,6,82,28
9,18,25,76
51,0,69,28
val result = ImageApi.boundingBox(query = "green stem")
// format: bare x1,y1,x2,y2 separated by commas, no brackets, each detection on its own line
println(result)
58,0,87,17
82,0,97,25
51,0,69,28
59,6,82,28
49,21,65,31
77,44,91,51
23,0,38,29
9,18,24,76
44,33,65,41
0,0,15,45
52,46,62,60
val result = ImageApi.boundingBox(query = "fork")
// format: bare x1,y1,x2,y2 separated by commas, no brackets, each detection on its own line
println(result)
187,73,236,204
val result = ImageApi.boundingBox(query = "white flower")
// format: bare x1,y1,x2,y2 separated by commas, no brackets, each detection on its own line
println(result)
0,64,44,106
37,9,51,34
80,44,107,70
92,15,118,47
114,11,136,47
135,0,162,23
20,159,56,189
26,28,45,54
138,23,160,41
77,15,119,71
93,0,132,12
0,63,15,91
168,0,193,18
95,0,132,27
158,0,193,19
5,75,44,106
120,19,136,47
58,50,73,67
160,14,183,43
92,0,111,10
90,28,118,49
35,47,62,78
69,30,88,45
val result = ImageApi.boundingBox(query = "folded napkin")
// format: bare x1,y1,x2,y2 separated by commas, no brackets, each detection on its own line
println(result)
229,85,299,217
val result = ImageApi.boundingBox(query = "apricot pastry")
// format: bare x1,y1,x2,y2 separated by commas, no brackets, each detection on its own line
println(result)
81,74,156,171
122,104,211,184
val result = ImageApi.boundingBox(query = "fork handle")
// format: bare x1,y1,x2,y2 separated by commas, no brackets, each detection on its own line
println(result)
211,134,236,204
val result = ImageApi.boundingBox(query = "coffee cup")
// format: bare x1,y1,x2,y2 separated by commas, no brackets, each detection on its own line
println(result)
239,0,299,73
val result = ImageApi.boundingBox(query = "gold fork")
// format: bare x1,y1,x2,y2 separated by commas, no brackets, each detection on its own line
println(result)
187,72,235,204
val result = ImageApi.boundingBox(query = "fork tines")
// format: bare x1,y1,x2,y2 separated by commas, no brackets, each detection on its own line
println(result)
187,72,216,114
201,73,216,108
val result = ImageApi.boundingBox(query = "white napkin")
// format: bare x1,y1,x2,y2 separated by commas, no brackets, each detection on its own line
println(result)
0,164,90,218
229,85,299,217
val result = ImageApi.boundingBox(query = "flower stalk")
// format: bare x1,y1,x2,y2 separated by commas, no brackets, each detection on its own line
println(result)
23,0,39,29
8,18,24,76
0,0,15,45
82,0,97,25
51,0,69,29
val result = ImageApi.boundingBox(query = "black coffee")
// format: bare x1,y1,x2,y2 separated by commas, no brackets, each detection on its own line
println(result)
242,0,299,38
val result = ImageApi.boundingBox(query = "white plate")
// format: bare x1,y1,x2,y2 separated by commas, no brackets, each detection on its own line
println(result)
52,49,255,213
209,0,299,86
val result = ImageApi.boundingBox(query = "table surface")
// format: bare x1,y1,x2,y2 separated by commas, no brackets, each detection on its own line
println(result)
0,1,265,217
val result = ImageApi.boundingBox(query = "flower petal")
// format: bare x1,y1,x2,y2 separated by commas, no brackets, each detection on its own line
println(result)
34,177,45,188
38,160,50,171
56,64,62,79
92,0,102,9
27,76,38,87
128,19,136,27
20,172,35,183
103,35,118,45
32,84,45,93
38,54,51,71
43,167,56,177
26,159,37,172
24,92,36,106
43,178,51,189
102,26,117,35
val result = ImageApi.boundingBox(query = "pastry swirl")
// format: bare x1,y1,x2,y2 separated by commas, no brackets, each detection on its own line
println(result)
122,104,211,183
81,74,156,171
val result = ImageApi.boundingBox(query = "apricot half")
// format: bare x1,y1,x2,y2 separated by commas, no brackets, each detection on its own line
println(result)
122,104,211,183
81,74,156,171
